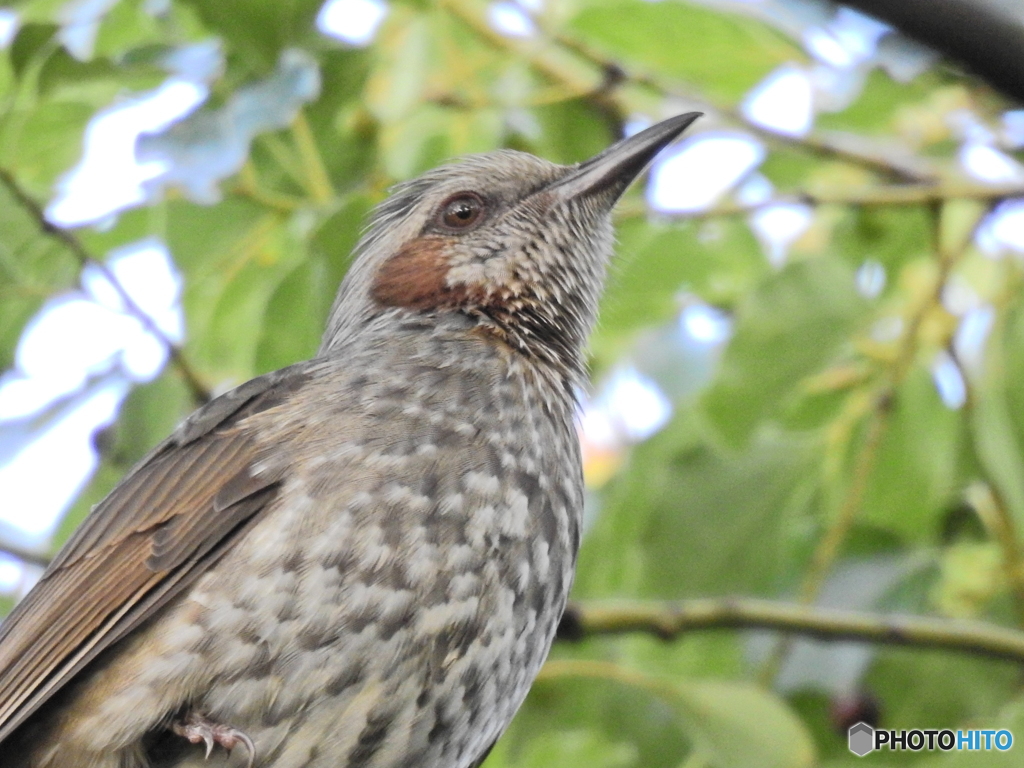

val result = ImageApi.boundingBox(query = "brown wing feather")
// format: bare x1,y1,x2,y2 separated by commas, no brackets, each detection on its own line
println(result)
0,363,312,743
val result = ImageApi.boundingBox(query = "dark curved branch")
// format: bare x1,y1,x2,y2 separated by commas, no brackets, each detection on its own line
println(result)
842,0,1024,106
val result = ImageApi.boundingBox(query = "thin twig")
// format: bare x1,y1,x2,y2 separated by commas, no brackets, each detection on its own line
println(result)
558,600,1024,664
803,406,891,607
551,30,939,183
291,110,335,204
234,162,305,212
0,168,211,404
615,180,1024,222
443,0,940,183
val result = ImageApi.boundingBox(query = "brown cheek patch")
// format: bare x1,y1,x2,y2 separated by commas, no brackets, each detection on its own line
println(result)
372,236,487,311
372,237,454,310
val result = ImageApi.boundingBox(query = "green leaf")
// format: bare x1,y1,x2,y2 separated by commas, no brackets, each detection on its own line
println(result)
702,257,866,446
178,0,325,72
163,197,270,277
93,0,165,59
592,217,764,365
491,727,637,768
675,680,816,768
312,49,376,183
114,370,192,459
50,373,192,551
576,412,814,599
758,147,821,191
502,668,813,768
860,369,963,540
570,0,802,103
9,23,59,80
255,256,331,372
77,206,157,257
10,0,68,25
502,673,689,768
378,102,504,180
832,206,932,273
530,99,615,165
365,8,435,124
971,304,1024,529
161,197,300,382
0,296,40,372
915,694,1024,767
198,225,306,381
3,101,95,186
38,47,161,100
377,102,452,179
310,194,374,287
0,182,78,370
816,69,948,136
864,648,1018,738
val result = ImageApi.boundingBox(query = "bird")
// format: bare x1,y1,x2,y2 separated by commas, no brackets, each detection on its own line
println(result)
0,112,701,768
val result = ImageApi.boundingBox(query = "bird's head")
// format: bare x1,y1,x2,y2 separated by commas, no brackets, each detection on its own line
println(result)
322,113,701,377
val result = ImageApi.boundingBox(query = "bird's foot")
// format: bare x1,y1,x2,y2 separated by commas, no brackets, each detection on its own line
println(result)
171,712,256,768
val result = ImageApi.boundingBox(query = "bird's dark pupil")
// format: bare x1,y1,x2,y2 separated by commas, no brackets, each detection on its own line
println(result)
455,203,472,219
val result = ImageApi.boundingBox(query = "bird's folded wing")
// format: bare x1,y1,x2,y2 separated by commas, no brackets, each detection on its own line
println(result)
0,362,313,743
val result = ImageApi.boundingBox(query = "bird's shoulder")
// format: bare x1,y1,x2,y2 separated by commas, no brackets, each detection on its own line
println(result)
0,360,316,743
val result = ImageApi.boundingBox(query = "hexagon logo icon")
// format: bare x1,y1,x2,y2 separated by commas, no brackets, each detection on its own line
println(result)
848,721,875,757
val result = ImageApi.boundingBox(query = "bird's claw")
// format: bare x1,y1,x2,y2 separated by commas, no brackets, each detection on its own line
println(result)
171,712,256,768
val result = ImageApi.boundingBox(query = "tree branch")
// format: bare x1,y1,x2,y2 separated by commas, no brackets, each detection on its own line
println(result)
557,599,1024,664
614,180,1024,222
550,31,940,183
0,168,211,405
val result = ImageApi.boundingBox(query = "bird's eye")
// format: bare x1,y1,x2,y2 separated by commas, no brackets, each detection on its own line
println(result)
438,193,485,231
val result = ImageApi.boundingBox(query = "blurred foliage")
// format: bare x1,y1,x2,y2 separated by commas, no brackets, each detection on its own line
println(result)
3,0,1024,765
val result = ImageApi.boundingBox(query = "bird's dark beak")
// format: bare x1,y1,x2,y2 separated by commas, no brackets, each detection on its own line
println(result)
548,112,702,205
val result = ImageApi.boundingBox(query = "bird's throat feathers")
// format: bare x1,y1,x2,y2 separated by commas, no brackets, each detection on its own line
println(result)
370,229,607,379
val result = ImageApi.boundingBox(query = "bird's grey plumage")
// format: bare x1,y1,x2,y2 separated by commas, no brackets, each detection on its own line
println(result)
0,113,700,768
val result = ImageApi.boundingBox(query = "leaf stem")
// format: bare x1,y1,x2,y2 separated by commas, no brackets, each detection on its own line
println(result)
235,162,305,211
291,110,335,204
